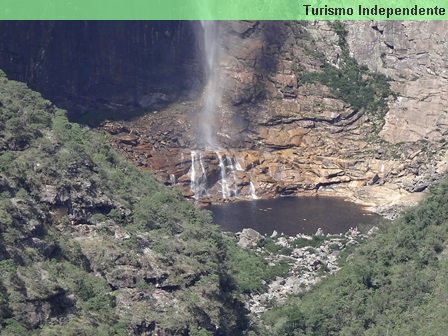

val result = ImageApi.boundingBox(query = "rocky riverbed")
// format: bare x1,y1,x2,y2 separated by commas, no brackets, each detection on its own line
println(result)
234,226,379,316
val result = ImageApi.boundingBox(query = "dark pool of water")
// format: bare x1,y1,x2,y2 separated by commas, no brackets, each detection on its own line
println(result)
206,196,383,236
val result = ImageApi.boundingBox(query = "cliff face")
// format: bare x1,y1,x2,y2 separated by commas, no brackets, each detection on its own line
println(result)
0,21,202,122
0,21,447,214
346,21,448,144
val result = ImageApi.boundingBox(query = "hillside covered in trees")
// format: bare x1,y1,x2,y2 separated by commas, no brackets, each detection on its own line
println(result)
262,176,448,335
0,71,294,335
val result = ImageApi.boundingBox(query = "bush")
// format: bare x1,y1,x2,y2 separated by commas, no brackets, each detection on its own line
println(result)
223,237,289,294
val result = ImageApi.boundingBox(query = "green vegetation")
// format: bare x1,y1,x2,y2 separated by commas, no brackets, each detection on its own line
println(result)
224,236,290,294
259,237,293,256
0,70,253,334
299,22,394,131
291,236,331,249
262,176,448,335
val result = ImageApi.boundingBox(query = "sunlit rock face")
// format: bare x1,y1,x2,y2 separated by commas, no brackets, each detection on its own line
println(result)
1,21,447,214
345,21,448,144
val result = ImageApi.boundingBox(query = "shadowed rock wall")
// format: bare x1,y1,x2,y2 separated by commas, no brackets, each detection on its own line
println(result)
0,21,202,122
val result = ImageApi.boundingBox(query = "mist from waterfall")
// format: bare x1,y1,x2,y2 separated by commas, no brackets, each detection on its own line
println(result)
199,20,221,148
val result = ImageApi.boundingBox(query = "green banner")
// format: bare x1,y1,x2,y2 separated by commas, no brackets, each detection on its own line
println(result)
0,0,447,20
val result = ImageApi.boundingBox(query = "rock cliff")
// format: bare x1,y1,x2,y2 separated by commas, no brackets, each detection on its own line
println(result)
0,21,203,122
101,21,448,215
0,21,446,215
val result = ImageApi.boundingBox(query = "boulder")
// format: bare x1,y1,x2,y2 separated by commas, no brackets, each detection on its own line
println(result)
238,228,264,248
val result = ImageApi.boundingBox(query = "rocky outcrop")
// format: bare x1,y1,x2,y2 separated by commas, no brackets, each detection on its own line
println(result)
238,228,264,248
345,21,448,144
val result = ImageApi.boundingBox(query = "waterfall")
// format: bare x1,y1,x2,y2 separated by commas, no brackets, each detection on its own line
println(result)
234,157,244,171
199,21,221,148
215,151,230,199
180,152,185,168
198,152,208,197
170,174,176,185
189,151,208,199
190,151,197,199
199,152,207,177
188,150,259,201
249,181,259,200
229,157,238,197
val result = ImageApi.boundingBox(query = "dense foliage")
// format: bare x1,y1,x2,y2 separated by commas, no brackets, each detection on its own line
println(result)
262,176,448,335
0,70,288,335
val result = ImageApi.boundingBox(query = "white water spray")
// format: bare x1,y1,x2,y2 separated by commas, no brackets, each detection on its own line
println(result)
199,21,222,148
190,151,197,199
234,157,244,171
249,181,259,200
216,151,230,199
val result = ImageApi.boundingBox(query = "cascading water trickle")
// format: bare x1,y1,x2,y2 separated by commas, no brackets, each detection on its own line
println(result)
216,151,230,199
249,181,259,200
190,151,197,199
189,151,208,199
234,158,244,172
228,157,239,197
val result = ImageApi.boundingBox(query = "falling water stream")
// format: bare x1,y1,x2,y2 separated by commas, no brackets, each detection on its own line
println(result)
215,151,230,199
189,151,208,199
182,22,383,235
199,20,221,148
187,21,248,200
249,182,258,200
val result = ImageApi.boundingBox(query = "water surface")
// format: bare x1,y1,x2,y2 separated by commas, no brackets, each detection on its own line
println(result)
207,196,383,236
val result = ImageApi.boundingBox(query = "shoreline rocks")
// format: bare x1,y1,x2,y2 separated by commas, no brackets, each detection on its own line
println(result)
235,226,377,316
